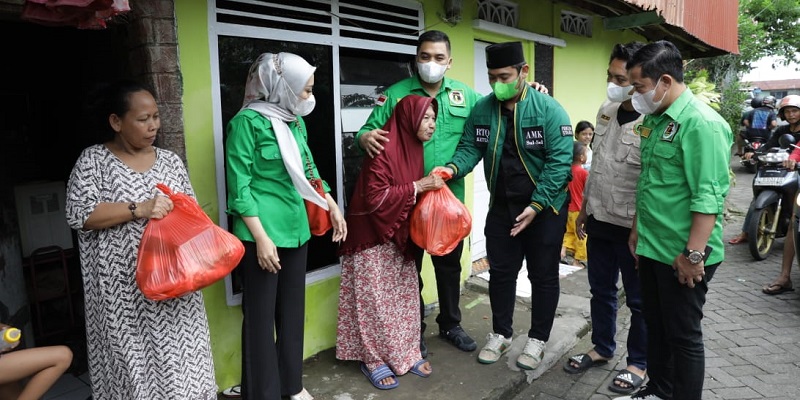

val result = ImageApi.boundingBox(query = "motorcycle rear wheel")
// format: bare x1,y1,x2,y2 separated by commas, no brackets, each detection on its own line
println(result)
747,207,775,261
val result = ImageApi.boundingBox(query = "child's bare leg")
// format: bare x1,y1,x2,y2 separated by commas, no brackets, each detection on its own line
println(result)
0,346,73,400
0,382,23,400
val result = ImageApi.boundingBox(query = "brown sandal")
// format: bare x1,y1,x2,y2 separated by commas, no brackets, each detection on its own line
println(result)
762,283,794,295
728,235,748,245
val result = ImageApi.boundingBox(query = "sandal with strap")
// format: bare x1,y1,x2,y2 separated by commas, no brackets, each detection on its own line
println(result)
221,385,241,398
360,363,399,390
728,235,748,245
408,359,432,378
563,353,608,374
608,369,645,394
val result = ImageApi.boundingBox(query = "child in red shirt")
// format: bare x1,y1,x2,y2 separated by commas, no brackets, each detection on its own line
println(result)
562,141,589,267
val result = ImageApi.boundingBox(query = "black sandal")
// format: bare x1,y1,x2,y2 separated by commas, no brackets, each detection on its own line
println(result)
563,353,608,374
608,369,645,394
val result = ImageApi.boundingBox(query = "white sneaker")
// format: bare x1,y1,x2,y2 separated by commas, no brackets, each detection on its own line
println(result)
613,386,664,400
516,337,545,370
477,333,512,364
290,388,314,400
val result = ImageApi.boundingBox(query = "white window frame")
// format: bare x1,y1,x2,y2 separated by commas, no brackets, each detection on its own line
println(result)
206,0,421,305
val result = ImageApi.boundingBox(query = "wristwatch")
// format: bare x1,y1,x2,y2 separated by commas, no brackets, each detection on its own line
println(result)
128,202,138,220
683,248,705,264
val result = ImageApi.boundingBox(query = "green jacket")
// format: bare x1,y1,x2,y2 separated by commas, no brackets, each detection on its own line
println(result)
446,85,573,213
225,109,330,247
357,75,481,202
635,89,732,266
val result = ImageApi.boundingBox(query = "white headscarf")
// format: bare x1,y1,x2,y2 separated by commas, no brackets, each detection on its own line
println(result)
242,52,327,209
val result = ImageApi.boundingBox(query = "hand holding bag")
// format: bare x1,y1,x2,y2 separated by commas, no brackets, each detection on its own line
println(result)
410,170,472,256
136,183,245,300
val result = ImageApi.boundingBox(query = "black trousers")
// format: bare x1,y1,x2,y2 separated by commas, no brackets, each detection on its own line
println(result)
412,240,465,333
485,200,567,340
240,241,308,400
638,256,718,400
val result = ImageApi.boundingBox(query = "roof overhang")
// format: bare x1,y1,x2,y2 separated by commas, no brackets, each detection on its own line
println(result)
556,0,739,58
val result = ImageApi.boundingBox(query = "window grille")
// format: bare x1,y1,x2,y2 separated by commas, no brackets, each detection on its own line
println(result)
560,10,592,37
215,0,422,47
477,0,518,28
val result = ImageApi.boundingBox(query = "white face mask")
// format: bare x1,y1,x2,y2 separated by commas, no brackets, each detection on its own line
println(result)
417,61,448,84
291,94,316,117
631,78,666,115
607,81,633,103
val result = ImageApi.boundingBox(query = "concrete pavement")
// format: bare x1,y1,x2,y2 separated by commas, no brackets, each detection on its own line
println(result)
293,156,800,400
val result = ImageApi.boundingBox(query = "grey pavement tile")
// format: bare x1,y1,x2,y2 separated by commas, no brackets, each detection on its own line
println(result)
700,390,725,400
707,366,745,386
748,358,798,373
719,331,758,347
711,322,754,332
706,353,737,368
720,353,751,367
732,302,766,315
562,382,601,400
705,337,737,349
704,310,734,324
739,376,800,398
713,387,765,399
721,364,767,377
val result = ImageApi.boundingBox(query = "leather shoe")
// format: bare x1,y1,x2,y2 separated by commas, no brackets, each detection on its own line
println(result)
439,325,477,352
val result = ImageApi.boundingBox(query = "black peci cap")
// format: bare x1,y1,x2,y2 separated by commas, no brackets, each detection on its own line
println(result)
486,41,525,68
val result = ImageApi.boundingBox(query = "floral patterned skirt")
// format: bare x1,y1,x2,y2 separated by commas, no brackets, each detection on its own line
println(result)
336,242,421,375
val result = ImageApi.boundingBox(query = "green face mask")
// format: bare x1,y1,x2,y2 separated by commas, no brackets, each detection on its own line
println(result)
491,76,520,101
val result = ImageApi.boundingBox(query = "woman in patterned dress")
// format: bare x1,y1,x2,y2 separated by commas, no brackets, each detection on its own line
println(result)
336,95,440,390
225,52,347,400
65,80,217,400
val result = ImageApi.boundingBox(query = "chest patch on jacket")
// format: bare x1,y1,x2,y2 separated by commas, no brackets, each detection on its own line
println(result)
524,126,545,150
661,121,680,142
449,90,465,107
475,125,490,145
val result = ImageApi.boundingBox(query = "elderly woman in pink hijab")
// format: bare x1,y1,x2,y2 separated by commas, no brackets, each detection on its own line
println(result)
225,52,347,400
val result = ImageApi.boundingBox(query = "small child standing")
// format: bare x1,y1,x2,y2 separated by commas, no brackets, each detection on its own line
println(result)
575,120,594,170
562,141,589,267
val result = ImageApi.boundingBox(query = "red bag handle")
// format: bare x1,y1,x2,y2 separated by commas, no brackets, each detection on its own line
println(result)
433,169,453,180
155,183,173,197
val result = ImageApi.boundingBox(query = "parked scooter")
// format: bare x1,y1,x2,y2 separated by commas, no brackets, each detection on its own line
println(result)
740,133,767,173
747,134,798,260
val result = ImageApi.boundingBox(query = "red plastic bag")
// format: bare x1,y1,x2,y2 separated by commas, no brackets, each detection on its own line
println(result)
410,171,472,256
136,183,245,301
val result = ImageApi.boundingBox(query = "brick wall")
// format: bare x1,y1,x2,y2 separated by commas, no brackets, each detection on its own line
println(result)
127,1,186,161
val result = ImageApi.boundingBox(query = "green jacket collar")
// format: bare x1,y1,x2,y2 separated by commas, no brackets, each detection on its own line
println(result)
410,75,456,96
654,87,693,122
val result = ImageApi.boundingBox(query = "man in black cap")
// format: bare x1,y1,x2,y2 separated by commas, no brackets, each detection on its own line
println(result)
356,32,550,359
437,41,573,370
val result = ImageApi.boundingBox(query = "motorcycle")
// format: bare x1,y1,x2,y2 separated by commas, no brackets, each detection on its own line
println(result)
747,134,798,260
740,133,767,173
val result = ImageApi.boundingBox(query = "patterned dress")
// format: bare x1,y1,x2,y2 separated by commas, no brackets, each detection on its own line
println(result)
336,242,420,374
65,145,217,400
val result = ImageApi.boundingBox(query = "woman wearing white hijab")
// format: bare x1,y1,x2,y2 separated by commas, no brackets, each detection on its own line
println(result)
226,52,347,400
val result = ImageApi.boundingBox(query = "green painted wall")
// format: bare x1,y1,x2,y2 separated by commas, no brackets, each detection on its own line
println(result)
174,0,241,389
553,5,644,128
173,0,646,391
